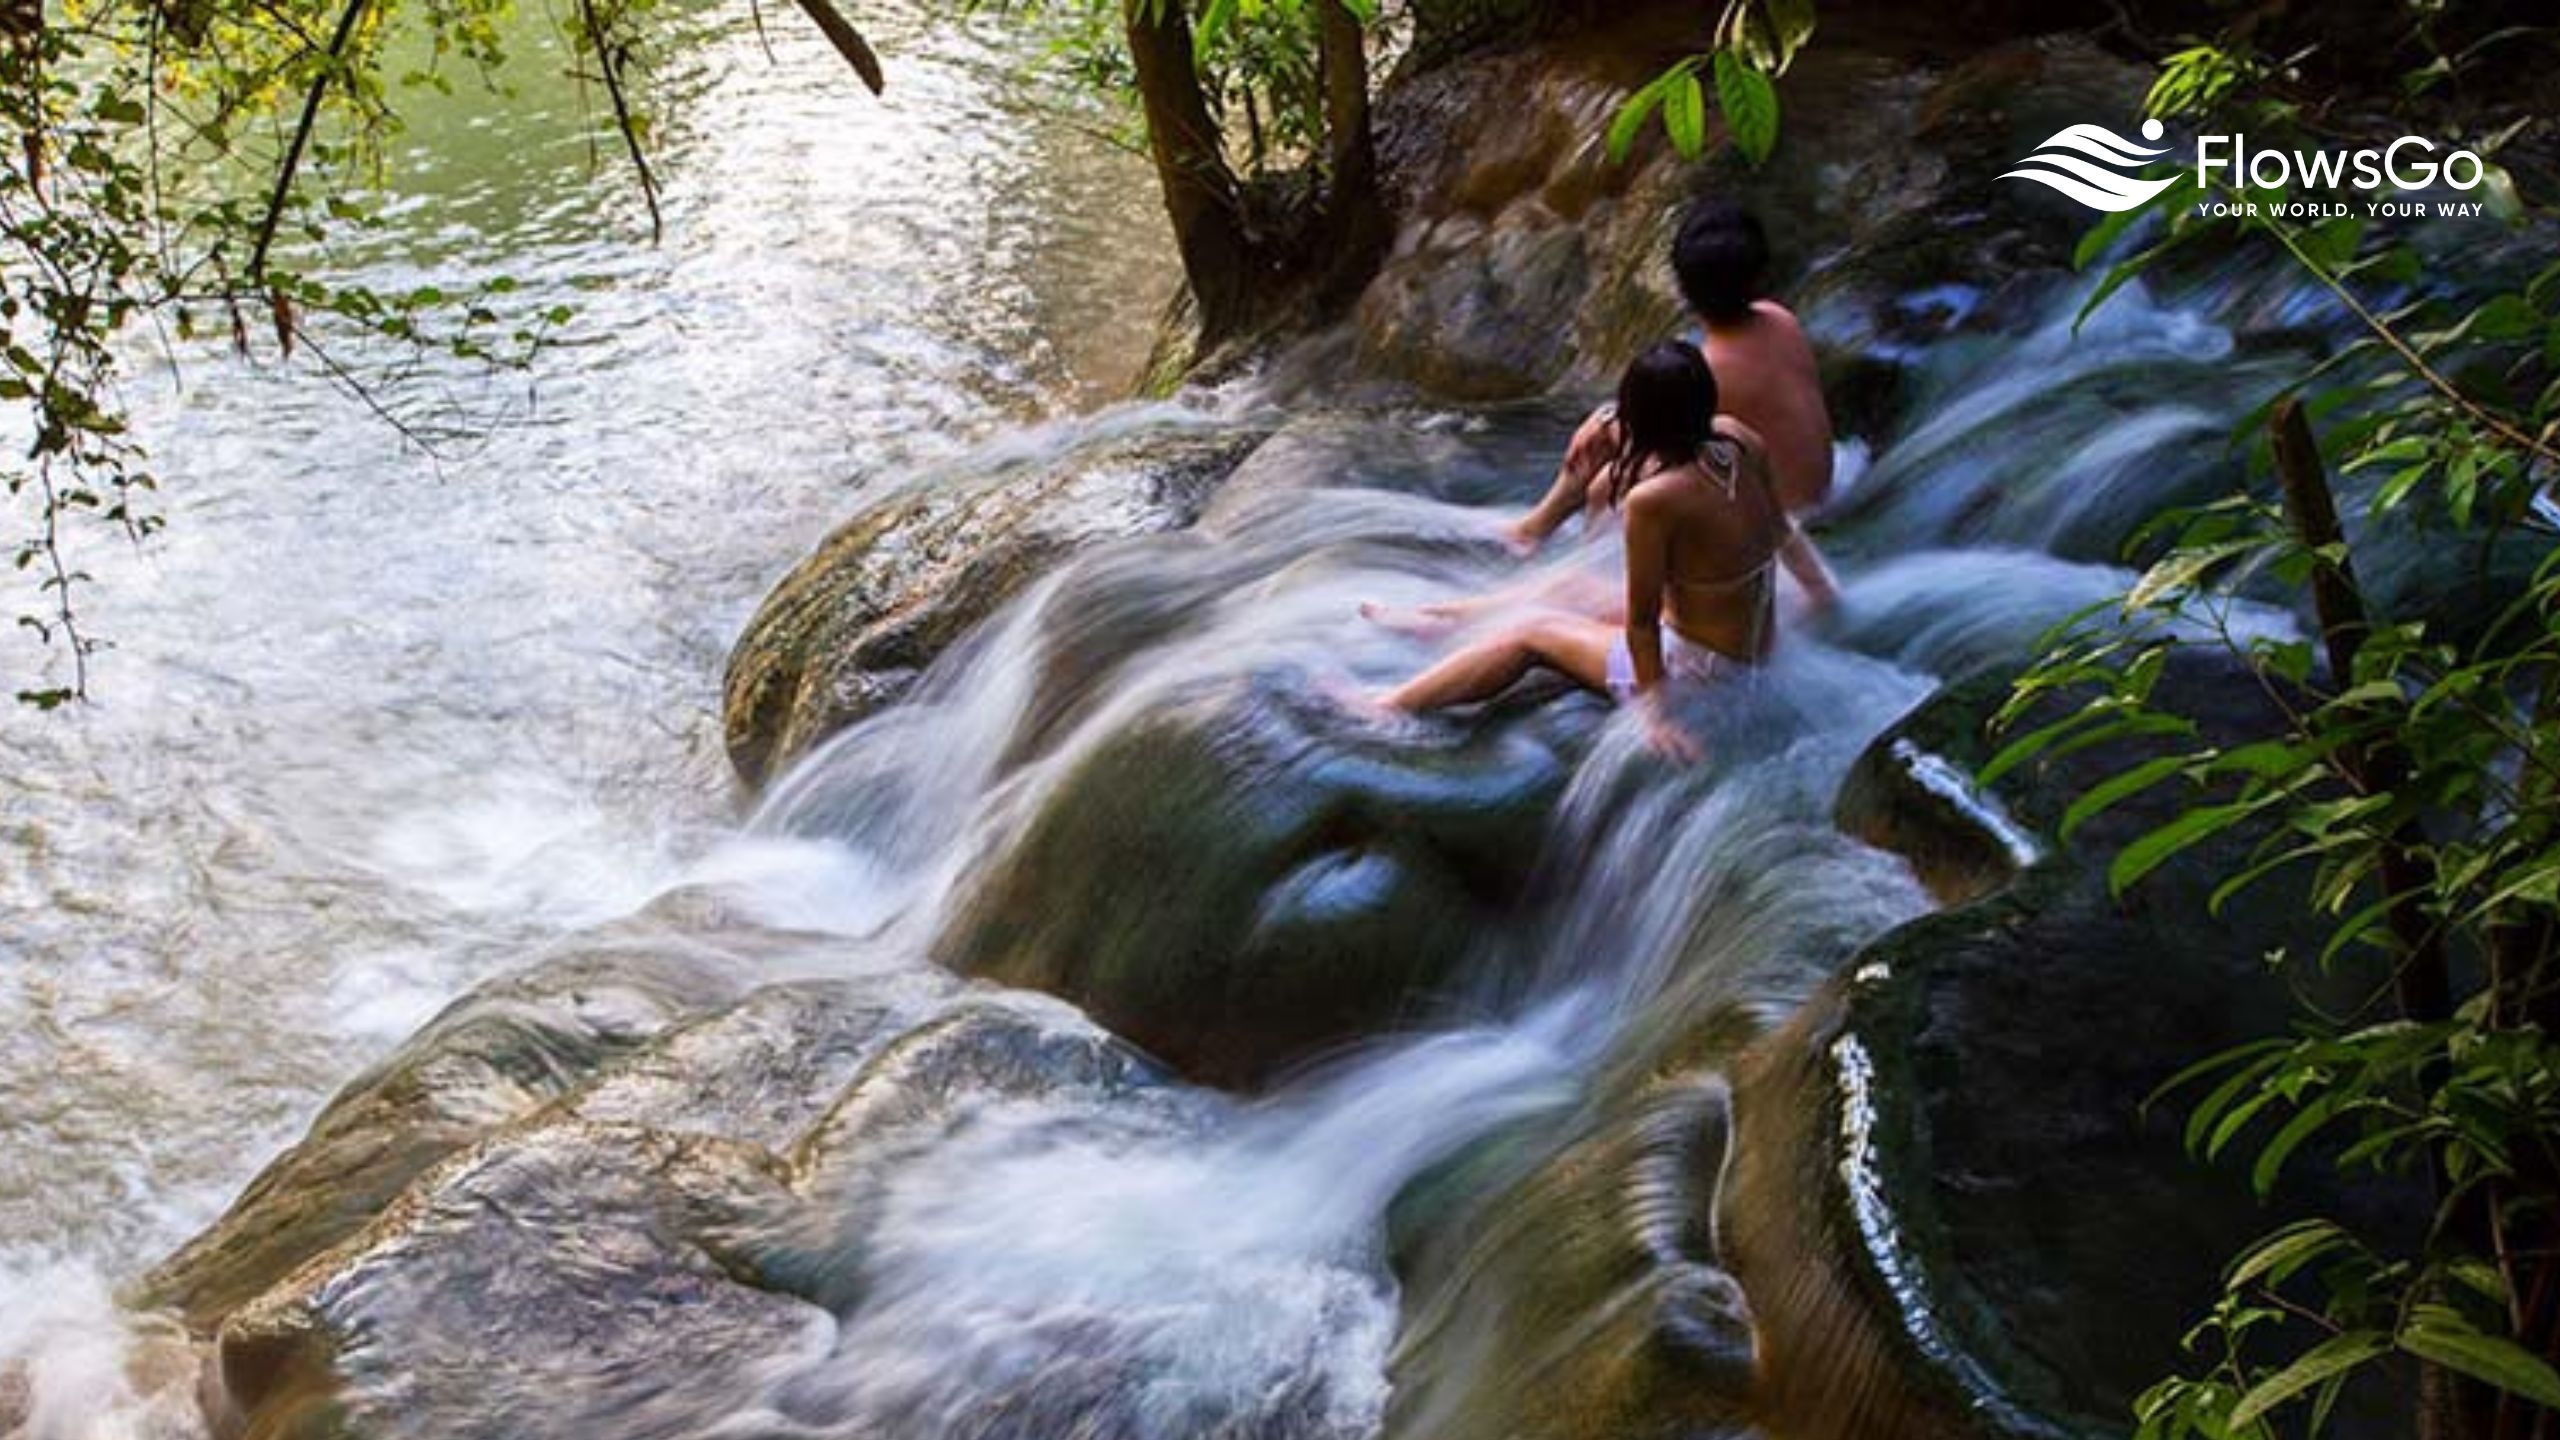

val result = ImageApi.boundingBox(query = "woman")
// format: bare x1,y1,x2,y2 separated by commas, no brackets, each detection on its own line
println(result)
1375,342,1835,760
1360,202,1837,638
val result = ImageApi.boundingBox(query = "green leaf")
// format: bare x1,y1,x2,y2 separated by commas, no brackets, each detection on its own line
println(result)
2110,801,2255,896
2399,1314,2560,1410
2300,215,2365,270
2077,239,2171,332
1607,72,1676,165
2250,1092,2343,1196
1664,72,1708,160
2225,1219,2351,1290
2232,1332,2385,1424
2126,540,2257,611
1193,0,1239,63
1713,50,1779,165
2074,204,2147,272
2228,1331,2392,1431
2060,754,2192,840
2481,162,2524,224
1762,0,1817,71
2204,1086,2285,1161
2470,293,2540,342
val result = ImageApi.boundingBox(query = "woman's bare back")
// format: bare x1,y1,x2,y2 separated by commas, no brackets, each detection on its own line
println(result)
1626,420,1790,661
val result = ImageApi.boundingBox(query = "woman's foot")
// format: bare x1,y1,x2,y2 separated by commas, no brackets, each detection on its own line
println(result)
1357,599,1461,638
1315,670,1421,727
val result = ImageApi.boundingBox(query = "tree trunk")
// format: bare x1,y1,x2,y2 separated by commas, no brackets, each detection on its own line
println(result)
1122,0,1260,345
1316,0,1389,289
2270,400,2453,1023
2270,399,2495,1440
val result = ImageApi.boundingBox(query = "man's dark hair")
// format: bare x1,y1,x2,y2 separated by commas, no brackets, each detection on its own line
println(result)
1671,201,1770,324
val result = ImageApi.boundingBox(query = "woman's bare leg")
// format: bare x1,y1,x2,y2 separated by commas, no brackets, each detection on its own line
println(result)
1378,614,1618,713
1363,567,1624,636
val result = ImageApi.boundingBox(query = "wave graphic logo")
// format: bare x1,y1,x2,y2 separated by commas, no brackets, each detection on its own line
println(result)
2001,119,2177,212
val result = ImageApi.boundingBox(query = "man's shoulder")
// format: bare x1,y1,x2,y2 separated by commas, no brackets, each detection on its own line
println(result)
1699,303,1810,358
1714,414,1772,452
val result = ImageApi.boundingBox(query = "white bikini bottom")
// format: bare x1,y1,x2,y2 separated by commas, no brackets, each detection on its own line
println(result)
1603,628,1732,701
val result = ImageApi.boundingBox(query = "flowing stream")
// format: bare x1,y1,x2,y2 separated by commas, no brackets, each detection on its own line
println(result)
0,0,1171,1291
0,7,2341,1437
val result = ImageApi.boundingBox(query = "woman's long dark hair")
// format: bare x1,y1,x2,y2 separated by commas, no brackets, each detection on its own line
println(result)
1606,341,1720,508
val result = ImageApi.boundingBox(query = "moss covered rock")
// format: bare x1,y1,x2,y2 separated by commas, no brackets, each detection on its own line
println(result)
1726,649,2416,1440
937,674,1586,1088
136,930,753,1330
721,423,1269,789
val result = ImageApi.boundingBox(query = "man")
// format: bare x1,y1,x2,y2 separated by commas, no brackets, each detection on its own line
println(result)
1510,201,1838,553
1367,200,1837,636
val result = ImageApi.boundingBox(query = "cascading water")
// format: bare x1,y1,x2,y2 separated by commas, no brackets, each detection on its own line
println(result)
1,5,2349,1435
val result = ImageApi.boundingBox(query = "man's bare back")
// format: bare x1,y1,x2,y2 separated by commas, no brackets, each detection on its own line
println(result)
1701,300,1833,516
1515,302,1833,550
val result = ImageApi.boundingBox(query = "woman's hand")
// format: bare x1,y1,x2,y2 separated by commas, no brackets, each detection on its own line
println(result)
1642,699,1703,764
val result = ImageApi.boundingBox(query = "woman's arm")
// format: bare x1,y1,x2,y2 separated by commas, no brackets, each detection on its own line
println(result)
1506,406,1620,553
1731,423,1840,617
1622,491,1701,761
1778,524,1841,616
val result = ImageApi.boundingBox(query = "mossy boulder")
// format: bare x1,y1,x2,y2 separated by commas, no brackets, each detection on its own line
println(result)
1384,1075,1755,1440
721,423,1269,789
936,674,1586,1088
136,930,754,1330
1725,648,2417,1440
1358,10,2153,409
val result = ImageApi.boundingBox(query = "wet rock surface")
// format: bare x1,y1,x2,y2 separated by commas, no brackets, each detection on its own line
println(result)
141,919,1190,1438
210,1122,821,1440
721,422,1270,789
938,674,1586,1089
1728,650,2418,1439
137,932,755,1330
1359,13,2153,410
1385,1076,1754,1440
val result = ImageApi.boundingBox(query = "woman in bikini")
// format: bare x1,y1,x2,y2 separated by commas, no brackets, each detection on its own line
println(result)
1360,203,1837,640
1375,342,1835,760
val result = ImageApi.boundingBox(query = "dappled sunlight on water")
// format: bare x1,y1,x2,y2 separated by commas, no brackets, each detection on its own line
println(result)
0,1,1173,1267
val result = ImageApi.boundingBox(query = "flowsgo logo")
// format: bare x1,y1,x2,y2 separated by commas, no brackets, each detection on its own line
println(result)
2001,119,2183,211
2003,118,2493,218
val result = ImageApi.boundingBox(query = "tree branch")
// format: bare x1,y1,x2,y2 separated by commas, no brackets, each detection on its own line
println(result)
246,0,369,284
577,0,661,244
789,0,883,94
